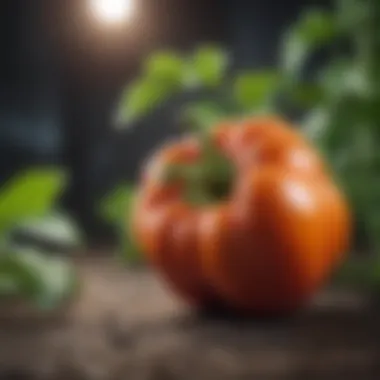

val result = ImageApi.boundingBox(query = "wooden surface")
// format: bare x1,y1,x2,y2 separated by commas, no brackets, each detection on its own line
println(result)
0,258,379,380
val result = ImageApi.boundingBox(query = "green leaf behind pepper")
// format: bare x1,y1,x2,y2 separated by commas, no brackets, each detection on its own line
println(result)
0,168,66,232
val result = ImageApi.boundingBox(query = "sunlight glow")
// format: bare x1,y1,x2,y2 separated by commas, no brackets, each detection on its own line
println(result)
91,0,134,24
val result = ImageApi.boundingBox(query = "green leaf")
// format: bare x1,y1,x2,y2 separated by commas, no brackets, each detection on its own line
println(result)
190,45,230,88
305,95,368,165
181,102,228,132
318,59,348,102
282,33,309,79
302,107,331,142
301,101,371,176
319,60,372,103
144,52,185,88
117,78,175,125
117,52,188,127
99,184,136,225
281,9,337,77
0,251,40,298
11,212,84,252
99,185,142,264
0,169,66,232
117,190,143,264
345,65,373,99
32,253,76,309
233,71,280,112
289,82,325,108
116,46,230,127
299,10,337,42
119,218,142,264
336,0,372,31
352,124,377,167
333,257,380,289
0,248,76,309
365,209,380,254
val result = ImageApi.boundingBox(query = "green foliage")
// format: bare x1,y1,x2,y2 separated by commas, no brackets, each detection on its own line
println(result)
118,52,188,124
335,0,373,32
181,102,228,132
117,45,230,126
288,82,325,108
0,167,79,310
317,60,373,105
233,70,280,112
99,184,142,263
99,184,135,225
117,44,277,127
11,212,84,252
144,52,185,86
281,9,337,79
118,79,175,125
333,257,380,290
301,107,331,145
0,247,76,309
0,168,66,231
190,46,230,88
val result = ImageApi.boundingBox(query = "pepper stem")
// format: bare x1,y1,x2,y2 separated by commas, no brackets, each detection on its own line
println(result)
165,126,235,205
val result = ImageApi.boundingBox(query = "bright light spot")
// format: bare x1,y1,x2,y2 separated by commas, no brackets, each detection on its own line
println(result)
91,0,134,24
285,180,315,212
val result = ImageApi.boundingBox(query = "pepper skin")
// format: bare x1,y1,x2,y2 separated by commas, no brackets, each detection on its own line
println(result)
131,116,351,314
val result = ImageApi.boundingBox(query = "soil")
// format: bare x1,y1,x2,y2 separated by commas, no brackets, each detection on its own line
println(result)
0,257,380,380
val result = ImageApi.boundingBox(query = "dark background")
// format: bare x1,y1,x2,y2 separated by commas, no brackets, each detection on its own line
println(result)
0,0,330,243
